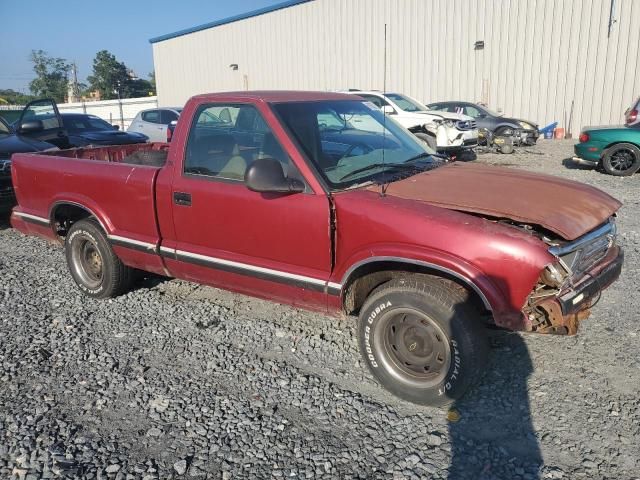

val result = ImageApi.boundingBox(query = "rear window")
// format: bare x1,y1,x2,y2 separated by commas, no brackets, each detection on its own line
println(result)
142,110,161,123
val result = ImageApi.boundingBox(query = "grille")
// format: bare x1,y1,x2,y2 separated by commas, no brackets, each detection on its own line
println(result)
456,120,477,131
551,221,615,279
0,160,11,177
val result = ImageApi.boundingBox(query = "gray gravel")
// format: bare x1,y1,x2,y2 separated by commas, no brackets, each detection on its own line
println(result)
1,139,639,479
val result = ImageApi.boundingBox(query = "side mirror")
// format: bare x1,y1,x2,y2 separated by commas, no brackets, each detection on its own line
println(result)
112,124,120,130
381,105,396,115
18,120,44,134
169,120,178,126
245,158,304,194
476,113,487,119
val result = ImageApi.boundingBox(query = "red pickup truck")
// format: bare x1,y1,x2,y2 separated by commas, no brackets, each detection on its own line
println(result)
10,91,623,406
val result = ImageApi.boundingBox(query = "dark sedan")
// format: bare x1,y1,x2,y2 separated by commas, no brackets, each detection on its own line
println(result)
0,116,58,213
426,101,539,145
61,114,148,147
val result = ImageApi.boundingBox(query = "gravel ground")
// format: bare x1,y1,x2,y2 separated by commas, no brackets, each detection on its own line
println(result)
1,139,638,480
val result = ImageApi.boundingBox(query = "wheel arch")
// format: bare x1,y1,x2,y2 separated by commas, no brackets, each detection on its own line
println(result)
49,200,109,238
339,257,494,317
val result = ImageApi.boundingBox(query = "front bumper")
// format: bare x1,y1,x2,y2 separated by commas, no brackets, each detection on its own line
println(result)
0,177,15,214
534,246,623,335
517,129,539,145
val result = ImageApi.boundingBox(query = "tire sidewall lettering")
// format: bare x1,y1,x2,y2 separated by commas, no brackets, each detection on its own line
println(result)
364,301,392,368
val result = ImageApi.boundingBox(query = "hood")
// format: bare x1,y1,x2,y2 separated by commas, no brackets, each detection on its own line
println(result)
367,162,621,240
423,110,473,122
0,133,57,157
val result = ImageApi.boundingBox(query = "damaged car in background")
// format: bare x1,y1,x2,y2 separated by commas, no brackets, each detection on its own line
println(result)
343,90,478,156
427,100,539,149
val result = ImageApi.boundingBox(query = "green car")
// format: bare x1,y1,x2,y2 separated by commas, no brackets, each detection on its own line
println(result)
574,125,640,176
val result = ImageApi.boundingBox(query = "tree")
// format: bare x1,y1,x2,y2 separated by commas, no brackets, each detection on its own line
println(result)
87,50,130,100
128,78,154,97
28,50,70,103
0,89,36,105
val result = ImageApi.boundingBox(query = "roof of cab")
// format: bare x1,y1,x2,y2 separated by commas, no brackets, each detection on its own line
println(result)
191,90,356,103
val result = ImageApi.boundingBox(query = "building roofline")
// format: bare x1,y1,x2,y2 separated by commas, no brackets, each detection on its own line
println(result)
149,0,314,44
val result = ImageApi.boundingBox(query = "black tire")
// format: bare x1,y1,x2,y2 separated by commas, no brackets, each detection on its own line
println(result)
358,276,488,406
65,219,134,298
413,132,437,151
601,143,640,176
123,150,168,167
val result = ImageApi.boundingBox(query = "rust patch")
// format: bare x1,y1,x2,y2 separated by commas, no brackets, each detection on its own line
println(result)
534,297,592,335
369,162,622,240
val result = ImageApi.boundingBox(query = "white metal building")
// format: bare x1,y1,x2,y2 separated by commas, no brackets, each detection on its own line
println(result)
151,0,640,135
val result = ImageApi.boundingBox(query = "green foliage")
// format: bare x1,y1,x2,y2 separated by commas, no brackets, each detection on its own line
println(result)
87,50,155,100
28,50,70,103
0,89,36,105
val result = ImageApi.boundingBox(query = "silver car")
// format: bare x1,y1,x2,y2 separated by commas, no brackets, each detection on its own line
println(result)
128,108,182,142
625,96,639,127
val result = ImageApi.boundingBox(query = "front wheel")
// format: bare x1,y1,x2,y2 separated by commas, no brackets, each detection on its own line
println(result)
358,276,488,406
602,143,640,176
65,219,134,298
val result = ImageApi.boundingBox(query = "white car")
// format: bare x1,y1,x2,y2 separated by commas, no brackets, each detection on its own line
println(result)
343,90,478,152
128,107,183,142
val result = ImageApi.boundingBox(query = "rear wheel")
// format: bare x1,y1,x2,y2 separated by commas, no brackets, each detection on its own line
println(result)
602,143,640,176
65,219,134,298
358,276,489,406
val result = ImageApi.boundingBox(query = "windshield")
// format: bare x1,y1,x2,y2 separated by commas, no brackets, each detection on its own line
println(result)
386,93,428,112
63,115,115,133
273,100,437,189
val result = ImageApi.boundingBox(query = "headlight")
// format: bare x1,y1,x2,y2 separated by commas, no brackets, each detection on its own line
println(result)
540,262,569,288
518,121,532,130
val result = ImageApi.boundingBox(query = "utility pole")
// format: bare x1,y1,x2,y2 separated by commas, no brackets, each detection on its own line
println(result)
67,63,80,103
116,81,124,130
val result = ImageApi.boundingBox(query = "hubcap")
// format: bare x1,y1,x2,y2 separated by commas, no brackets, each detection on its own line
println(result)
72,236,104,288
374,308,451,388
610,149,635,171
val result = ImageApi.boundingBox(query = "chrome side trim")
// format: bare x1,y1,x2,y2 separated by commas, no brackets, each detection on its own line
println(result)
107,234,157,252
175,249,327,285
549,221,615,256
13,211,51,226
158,246,338,294
339,256,493,310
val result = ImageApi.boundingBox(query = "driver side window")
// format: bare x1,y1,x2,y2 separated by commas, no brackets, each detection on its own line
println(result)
21,99,61,130
184,103,298,183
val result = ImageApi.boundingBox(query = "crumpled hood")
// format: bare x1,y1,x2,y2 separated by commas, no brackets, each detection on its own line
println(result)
367,162,622,240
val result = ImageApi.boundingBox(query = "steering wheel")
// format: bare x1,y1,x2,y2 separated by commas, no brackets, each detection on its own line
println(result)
338,142,372,162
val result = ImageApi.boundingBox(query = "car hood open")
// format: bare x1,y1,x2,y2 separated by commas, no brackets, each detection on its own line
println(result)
366,162,622,240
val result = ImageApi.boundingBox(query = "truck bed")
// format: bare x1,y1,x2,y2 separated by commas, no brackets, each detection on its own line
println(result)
11,143,170,253
37,142,170,166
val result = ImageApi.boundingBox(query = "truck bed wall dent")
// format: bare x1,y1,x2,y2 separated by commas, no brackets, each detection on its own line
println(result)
11,152,163,270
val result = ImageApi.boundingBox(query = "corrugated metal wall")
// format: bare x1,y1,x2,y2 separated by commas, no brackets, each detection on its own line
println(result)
153,0,640,135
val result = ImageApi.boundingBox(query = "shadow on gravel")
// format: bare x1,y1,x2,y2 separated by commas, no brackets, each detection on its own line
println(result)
562,157,594,170
0,213,10,230
447,276,542,480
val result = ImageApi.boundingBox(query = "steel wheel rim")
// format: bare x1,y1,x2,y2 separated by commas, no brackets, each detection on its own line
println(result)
610,149,635,171
374,308,451,388
72,236,103,288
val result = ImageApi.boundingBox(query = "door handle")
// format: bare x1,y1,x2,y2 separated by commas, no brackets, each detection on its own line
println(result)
173,192,192,206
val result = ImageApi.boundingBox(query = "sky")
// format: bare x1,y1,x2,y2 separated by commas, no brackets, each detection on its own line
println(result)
0,0,282,92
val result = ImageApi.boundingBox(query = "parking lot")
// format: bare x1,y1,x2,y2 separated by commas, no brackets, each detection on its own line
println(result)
0,140,638,479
